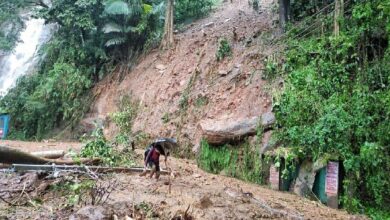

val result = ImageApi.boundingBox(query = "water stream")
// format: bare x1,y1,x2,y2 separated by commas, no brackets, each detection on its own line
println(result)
0,18,53,95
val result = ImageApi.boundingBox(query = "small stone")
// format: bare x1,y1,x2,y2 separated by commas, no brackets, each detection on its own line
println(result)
155,64,166,70
193,173,202,178
218,70,228,76
203,22,215,28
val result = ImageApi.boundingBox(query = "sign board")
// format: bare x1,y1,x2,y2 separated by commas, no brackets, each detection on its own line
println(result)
325,161,339,196
269,164,280,190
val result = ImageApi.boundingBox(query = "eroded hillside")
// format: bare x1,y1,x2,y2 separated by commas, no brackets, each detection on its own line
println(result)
88,0,278,150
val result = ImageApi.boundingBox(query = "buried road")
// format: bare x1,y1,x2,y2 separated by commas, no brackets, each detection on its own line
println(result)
0,141,366,219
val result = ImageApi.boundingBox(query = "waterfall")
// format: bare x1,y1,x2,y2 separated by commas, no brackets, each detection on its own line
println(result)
0,17,53,95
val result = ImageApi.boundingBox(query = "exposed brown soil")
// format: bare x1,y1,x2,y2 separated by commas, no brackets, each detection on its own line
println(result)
87,0,279,150
0,144,365,220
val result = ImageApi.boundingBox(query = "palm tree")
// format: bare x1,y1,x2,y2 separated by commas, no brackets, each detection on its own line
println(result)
103,0,143,48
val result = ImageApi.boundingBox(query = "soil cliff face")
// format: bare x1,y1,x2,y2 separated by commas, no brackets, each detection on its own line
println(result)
88,0,278,150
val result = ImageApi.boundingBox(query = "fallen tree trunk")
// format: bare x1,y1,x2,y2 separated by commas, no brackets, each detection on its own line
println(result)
31,150,65,159
199,112,276,145
0,145,99,165
11,164,169,175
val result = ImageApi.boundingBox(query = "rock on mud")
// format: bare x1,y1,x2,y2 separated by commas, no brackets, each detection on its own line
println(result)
199,112,276,145
69,206,113,220
155,64,167,71
199,117,258,145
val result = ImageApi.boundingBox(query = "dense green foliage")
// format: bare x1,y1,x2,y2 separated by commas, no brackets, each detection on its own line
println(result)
0,0,217,139
198,139,265,184
0,0,29,51
273,0,390,214
1,63,92,139
80,126,137,166
175,0,215,23
80,127,119,165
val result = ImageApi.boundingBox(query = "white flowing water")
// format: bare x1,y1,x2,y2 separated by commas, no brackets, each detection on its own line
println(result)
0,18,53,95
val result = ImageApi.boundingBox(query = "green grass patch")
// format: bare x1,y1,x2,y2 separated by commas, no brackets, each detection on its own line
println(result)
198,139,265,184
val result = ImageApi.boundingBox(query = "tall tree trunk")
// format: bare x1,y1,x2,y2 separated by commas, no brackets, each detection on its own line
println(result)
334,0,344,36
161,0,175,49
279,0,290,32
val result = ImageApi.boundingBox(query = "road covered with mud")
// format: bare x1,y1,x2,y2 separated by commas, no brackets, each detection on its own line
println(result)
0,140,365,219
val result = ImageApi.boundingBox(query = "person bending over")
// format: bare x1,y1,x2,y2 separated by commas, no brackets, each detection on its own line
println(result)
140,143,168,179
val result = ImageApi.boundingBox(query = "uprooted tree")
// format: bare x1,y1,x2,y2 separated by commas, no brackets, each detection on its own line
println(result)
0,145,99,165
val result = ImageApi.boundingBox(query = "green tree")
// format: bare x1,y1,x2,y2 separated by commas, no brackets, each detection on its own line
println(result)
274,0,390,214
102,0,155,59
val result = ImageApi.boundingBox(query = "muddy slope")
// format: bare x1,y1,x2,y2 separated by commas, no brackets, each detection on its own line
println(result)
88,0,277,149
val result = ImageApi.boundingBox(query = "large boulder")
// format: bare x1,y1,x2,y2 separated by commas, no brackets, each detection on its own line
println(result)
199,112,276,145
199,116,258,145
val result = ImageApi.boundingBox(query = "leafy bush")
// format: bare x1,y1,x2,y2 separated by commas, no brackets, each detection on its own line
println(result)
80,128,118,166
81,96,140,166
198,139,265,184
80,126,136,167
110,95,139,146
216,38,232,61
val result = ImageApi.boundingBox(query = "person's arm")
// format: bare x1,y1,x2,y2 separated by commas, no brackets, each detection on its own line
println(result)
144,149,152,169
